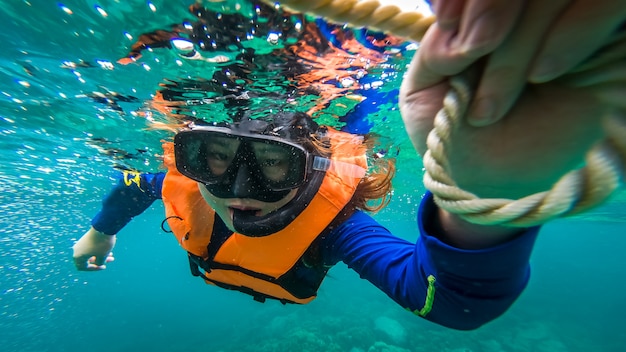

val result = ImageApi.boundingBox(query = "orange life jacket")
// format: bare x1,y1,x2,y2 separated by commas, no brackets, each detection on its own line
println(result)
161,128,367,304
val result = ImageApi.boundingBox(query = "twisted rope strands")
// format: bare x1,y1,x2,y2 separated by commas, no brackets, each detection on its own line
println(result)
424,77,625,227
270,0,435,42
271,0,625,226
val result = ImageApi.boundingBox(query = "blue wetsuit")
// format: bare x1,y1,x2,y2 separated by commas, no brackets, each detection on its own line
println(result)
92,171,538,330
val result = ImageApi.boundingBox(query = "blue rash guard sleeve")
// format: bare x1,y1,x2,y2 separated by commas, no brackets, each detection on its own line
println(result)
91,171,165,235
322,192,539,330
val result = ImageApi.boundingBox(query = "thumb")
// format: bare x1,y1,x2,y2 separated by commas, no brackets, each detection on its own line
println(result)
92,254,109,266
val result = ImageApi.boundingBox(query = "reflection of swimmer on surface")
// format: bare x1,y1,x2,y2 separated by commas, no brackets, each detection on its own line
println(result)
121,0,412,134
117,0,305,65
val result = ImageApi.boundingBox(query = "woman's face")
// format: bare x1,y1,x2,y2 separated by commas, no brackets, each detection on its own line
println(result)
198,183,298,232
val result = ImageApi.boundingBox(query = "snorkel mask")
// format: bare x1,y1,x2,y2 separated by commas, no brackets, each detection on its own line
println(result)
174,112,330,236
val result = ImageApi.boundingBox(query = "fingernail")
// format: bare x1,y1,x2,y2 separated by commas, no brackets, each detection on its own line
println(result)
468,98,496,126
529,58,558,83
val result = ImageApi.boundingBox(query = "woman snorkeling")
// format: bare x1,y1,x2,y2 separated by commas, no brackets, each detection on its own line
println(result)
73,108,539,330
73,0,625,332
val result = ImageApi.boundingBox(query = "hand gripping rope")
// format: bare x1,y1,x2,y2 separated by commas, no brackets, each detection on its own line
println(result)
267,0,626,227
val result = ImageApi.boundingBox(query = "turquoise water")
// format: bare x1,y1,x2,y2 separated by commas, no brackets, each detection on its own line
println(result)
1,1,625,351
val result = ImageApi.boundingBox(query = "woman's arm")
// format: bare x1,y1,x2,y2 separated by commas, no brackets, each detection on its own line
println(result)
359,0,624,329
72,171,165,271
323,197,538,330
90,171,165,235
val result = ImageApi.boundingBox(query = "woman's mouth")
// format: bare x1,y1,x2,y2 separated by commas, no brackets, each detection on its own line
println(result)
228,206,262,219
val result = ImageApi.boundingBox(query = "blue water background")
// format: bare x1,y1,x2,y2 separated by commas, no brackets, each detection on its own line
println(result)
1,1,625,351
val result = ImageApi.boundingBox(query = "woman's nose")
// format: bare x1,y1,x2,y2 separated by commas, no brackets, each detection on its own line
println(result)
231,163,255,198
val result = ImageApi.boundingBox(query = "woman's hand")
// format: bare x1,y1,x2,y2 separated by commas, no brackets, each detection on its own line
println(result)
399,5,625,247
402,2,625,199
73,227,116,271
427,0,626,126
401,68,614,247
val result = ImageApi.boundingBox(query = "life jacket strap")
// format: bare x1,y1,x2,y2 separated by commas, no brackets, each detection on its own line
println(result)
187,253,291,305
188,254,205,276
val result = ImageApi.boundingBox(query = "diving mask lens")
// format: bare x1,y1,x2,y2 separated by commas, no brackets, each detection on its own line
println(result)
174,127,309,192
